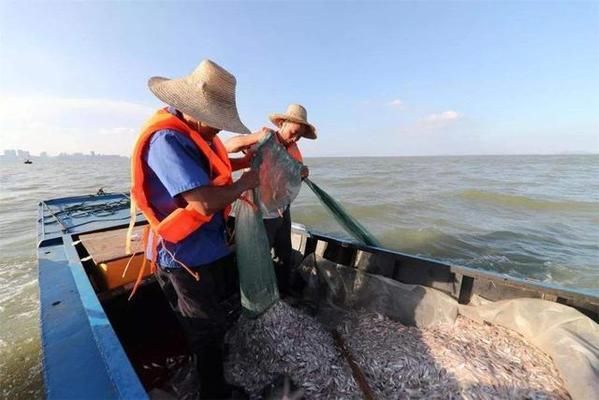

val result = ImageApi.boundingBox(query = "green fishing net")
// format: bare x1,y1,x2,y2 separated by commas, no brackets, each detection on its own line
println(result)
252,131,303,215
233,190,279,318
234,130,380,317
303,178,381,247
234,131,302,317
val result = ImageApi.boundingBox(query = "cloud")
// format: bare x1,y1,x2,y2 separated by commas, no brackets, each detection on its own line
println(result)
415,110,462,129
98,127,137,136
0,95,155,155
387,99,403,108
425,110,460,122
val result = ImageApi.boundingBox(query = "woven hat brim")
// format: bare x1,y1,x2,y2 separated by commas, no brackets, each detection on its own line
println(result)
269,113,317,140
149,76,250,134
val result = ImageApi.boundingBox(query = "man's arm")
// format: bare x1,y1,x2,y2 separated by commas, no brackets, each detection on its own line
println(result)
224,128,271,153
229,154,251,171
181,169,259,215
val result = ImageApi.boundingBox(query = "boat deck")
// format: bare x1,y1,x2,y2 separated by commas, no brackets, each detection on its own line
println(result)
37,192,599,399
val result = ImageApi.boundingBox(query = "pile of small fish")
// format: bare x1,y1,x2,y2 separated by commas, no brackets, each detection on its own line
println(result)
340,313,570,399
143,355,198,400
224,301,359,399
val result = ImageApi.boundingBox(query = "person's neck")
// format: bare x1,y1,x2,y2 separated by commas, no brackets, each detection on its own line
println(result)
276,131,287,147
182,115,214,143
277,131,295,148
181,115,198,130
200,132,216,143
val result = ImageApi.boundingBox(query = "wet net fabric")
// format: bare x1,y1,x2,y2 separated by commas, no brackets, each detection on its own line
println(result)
233,132,304,317
233,191,279,318
303,178,381,247
251,131,303,216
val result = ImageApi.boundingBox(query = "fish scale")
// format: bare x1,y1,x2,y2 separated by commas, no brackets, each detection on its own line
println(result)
341,312,570,399
225,304,570,399
224,301,359,399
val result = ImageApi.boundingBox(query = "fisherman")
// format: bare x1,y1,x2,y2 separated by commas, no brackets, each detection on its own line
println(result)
223,104,316,293
129,59,263,398
265,104,317,294
225,104,316,293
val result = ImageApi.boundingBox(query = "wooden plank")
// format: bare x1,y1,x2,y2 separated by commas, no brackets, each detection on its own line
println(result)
458,276,475,304
331,329,375,400
97,255,151,291
79,226,145,264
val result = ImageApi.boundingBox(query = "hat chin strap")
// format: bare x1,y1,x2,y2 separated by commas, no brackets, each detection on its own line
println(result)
180,113,200,131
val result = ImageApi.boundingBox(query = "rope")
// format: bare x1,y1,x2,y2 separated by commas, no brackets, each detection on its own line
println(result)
303,178,381,247
332,329,376,400
57,198,131,219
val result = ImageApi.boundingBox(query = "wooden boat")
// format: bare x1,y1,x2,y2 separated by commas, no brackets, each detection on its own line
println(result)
37,192,598,399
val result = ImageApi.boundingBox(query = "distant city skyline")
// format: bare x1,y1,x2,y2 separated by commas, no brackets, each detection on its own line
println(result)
1,1,598,157
2,147,595,161
1,148,125,159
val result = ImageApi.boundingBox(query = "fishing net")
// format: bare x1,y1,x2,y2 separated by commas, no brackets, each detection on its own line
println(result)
252,131,303,216
303,178,381,247
234,130,383,317
233,191,279,317
233,131,304,317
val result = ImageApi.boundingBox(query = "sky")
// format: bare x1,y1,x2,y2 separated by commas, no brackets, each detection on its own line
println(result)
0,0,597,157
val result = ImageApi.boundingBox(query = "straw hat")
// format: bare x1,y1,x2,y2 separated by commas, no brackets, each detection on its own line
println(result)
269,104,317,140
148,59,250,134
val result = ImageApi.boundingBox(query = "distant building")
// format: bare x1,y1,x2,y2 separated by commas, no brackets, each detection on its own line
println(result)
3,149,17,158
17,149,30,158
0,150,127,160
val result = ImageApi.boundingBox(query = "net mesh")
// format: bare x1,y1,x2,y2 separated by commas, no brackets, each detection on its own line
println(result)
234,131,303,317
233,192,279,318
304,178,381,247
252,132,303,216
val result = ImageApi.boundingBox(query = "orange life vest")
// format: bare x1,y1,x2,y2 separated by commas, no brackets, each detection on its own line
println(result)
286,142,303,163
127,108,233,249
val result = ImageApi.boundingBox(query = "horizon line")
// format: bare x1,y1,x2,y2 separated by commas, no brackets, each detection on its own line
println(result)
1,152,598,159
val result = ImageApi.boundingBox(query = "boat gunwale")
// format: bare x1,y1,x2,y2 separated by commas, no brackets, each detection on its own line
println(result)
37,194,148,400
35,193,599,399
302,228,599,308
39,190,597,310
58,215,598,314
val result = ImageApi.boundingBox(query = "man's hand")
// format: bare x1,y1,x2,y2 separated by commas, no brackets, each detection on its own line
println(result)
224,128,272,153
237,169,260,191
181,168,260,215
256,127,272,141
300,165,309,179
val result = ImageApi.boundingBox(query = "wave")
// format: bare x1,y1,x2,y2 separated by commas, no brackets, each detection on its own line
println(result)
458,190,599,212
378,227,480,258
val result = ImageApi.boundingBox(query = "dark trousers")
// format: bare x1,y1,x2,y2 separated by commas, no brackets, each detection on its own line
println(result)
155,254,240,398
263,208,293,294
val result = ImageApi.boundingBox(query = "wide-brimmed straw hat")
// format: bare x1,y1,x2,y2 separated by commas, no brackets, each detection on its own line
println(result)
269,104,317,140
148,59,250,134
